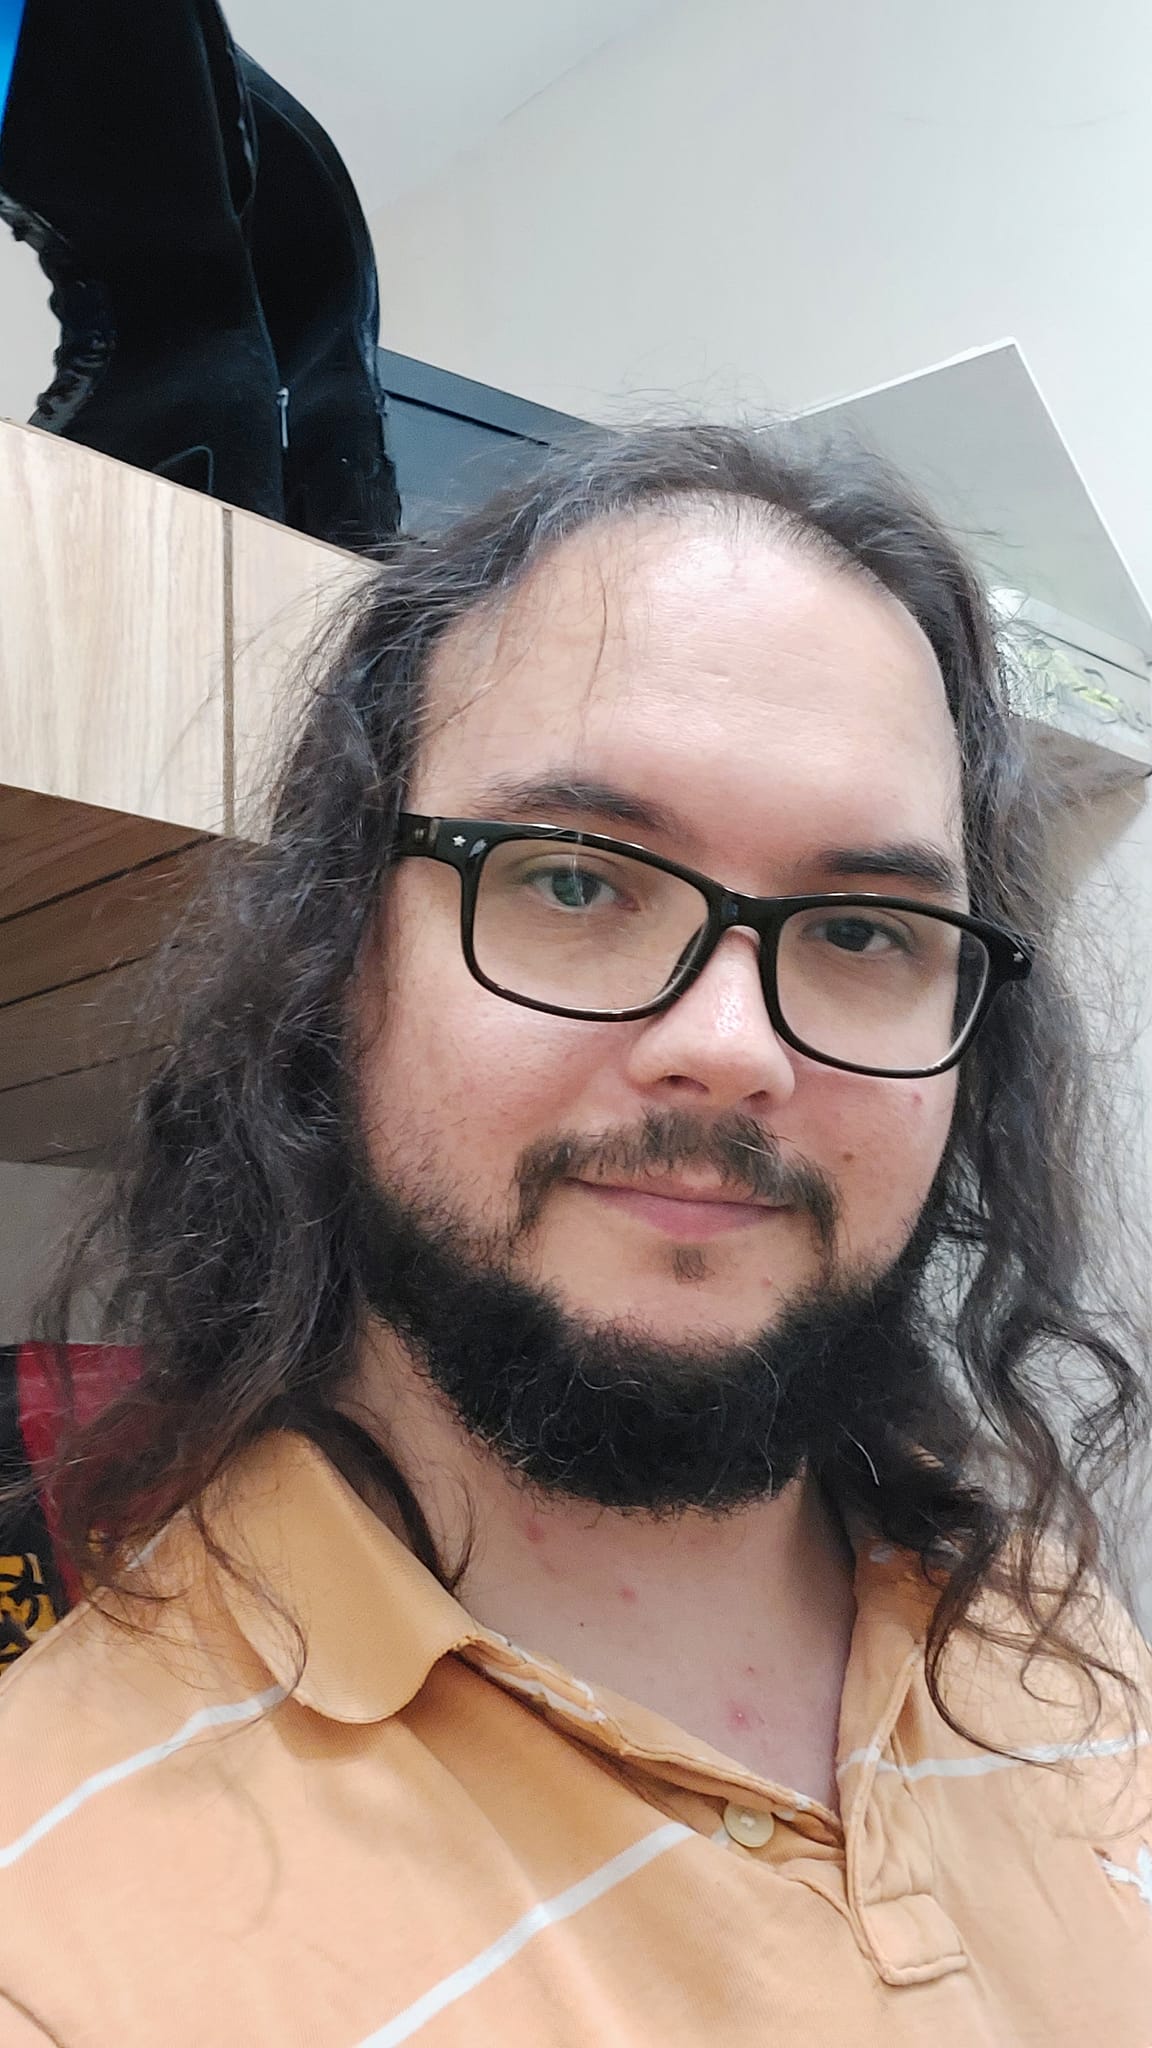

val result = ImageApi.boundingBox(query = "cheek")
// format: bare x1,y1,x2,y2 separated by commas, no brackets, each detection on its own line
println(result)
354,885,613,1198
809,1074,956,1258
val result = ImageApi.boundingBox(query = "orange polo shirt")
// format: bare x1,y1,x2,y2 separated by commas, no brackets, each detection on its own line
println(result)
0,1429,1150,2045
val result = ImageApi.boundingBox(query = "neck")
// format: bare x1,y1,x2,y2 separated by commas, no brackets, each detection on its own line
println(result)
342,1323,860,1811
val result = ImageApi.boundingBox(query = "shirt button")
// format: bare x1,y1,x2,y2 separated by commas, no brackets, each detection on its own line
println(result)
722,1802,776,1848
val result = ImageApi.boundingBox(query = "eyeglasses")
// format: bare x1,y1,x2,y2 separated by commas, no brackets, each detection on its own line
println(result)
394,814,1033,1080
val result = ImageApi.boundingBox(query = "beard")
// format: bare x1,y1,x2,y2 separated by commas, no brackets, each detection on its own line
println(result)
344,1108,944,1518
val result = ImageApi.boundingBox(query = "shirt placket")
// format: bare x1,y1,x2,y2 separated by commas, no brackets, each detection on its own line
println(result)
838,1644,969,1985
470,1612,971,1990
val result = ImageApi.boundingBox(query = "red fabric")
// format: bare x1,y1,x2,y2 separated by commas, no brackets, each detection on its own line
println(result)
16,1343,144,1607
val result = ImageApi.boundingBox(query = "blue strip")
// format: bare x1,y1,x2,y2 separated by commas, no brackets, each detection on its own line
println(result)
0,0,27,130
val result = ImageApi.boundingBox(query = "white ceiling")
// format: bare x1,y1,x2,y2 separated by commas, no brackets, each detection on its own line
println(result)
223,0,676,212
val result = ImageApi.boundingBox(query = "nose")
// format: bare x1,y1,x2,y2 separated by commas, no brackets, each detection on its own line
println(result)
623,928,797,1111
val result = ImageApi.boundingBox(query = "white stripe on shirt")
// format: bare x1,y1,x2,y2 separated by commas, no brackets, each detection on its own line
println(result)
355,1823,695,2047
838,1727,1152,1781
0,1686,286,1870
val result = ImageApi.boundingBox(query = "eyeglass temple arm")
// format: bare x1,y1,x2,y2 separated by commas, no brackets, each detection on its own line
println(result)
395,812,440,855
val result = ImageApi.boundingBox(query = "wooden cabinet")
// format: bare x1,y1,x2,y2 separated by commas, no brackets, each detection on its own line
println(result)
0,421,371,1164
1,425,226,829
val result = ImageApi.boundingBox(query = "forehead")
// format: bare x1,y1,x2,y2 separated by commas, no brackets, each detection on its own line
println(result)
414,512,962,872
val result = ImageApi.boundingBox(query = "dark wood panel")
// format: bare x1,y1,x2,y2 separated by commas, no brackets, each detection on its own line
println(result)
0,847,206,1008
0,959,162,1092
0,784,205,922
0,1053,157,1164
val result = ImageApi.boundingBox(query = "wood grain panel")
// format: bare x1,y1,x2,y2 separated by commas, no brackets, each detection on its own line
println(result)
0,1053,157,1164
229,507,373,836
0,422,226,830
0,847,205,1008
0,959,161,1092
0,783,204,921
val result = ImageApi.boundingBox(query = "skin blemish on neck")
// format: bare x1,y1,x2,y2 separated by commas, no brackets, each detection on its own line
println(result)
523,1515,547,1545
617,1583,639,1604
726,1700,766,1736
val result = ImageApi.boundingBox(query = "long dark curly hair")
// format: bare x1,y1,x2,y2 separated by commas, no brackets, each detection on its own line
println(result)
11,422,1150,1753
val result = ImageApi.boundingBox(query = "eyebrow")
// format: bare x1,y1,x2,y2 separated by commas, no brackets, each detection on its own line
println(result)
470,774,682,837
816,843,967,898
464,773,967,901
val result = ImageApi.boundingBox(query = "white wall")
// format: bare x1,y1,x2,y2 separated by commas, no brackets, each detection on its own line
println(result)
1054,785,1152,1223
0,234,58,426
221,0,676,212
0,1163,107,1344
1057,787,1152,1627
369,0,1152,609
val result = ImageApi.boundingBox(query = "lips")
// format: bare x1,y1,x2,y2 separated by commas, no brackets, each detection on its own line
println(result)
570,1177,789,1240
581,1176,776,1205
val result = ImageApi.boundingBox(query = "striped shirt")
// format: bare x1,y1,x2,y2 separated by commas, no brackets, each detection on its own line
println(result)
1,1428,1150,2045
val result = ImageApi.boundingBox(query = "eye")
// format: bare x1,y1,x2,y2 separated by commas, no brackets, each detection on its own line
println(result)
809,914,910,956
525,862,623,911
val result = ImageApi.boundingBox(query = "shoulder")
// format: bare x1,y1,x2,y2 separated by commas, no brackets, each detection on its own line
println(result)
935,1559,1152,1811
0,1544,307,2038
0,1537,287,1875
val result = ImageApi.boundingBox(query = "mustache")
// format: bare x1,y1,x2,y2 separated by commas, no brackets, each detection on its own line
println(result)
514,1109,841,1251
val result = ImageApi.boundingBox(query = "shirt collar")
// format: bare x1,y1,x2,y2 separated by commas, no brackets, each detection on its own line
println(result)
204,1430,489,1721
201,1428,937,1730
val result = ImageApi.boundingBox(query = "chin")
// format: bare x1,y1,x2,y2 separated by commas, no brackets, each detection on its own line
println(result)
529,1226,815,1321
545,1270,787,1345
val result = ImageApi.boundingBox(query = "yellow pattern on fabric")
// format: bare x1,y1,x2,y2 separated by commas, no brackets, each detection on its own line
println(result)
0,1554,59,1668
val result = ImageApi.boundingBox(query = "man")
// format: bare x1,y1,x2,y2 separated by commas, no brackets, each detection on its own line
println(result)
0,423,1149,2043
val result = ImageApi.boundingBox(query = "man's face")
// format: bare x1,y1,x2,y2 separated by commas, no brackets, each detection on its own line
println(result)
354,513,963,1371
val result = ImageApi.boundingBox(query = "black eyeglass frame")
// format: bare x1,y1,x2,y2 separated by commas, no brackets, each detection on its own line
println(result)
395,813,1034,1080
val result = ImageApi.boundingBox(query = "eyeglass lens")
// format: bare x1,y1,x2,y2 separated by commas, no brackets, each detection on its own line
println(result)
471,840,990,1070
